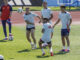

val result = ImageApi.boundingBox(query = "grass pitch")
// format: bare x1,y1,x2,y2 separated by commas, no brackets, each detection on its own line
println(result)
0,25,80,60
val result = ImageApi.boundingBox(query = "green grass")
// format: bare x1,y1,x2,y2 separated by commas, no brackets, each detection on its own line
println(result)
0,25,80,60
13,6,80,11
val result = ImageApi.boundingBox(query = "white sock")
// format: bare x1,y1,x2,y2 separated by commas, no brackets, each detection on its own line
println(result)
9,33,11,34
41,48,45,53
34,44,37,48
5,37,8,38
30,42,33,45
67,46,70,50
63,46,66,49
9,33,12,35
50,47,53,53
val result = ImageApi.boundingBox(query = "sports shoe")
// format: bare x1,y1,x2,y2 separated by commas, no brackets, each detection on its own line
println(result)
42,52,45,56
31,43,34,49
50,52,54,56
65,49,70,52
3,37,8,40
9,36,13,40
34,45,37,49
9,34,13,40
59,49,65,52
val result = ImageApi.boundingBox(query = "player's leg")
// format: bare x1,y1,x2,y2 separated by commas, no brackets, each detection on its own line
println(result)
26,30,34,49
7,18,13,40
31,29,37,49
60,29,66,52
51,32,53,38
39,39,45,56
48,42,53,56
50,21,54,38
7,19,12,34
61,36,66,51
65,29,70,52
1,20,8,40
26,31,31,43
65,36,70,52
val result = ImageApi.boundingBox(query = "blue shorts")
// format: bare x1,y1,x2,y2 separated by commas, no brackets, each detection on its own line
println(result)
61,29,70,36
26,27,35,31
40,39,51,44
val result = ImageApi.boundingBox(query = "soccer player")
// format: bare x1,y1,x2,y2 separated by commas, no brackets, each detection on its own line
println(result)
41,1,53,38
0,55,4,60
39,18,53,56
0,0,13,40
53,5,72,52
23,7,41,49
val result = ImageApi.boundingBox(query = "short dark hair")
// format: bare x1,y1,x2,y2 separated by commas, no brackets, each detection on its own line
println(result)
60,5,66,9
43,1,47,4
43,18,49,20
26,7,29,9
43,18,49,23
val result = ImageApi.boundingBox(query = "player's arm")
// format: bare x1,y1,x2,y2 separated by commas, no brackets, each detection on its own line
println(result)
0,6,2,17
69,18,72,26
0,11,1,17
49,9,53,20
25,20,34,25
10,12,12,17
49,14,53,20
53,19,60,28
9,5,13,17
67,13,72,30
33,13,42,23
42,29,45,33
67,18,72,30
36,16,42,23
0,9,1,16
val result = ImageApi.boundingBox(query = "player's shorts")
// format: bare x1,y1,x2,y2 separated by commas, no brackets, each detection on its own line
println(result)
61,29,70,36
40,39,51,44
26,27,35,31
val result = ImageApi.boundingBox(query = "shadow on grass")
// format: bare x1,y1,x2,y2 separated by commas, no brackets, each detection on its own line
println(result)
0,40,7,42
37,51,69,58
35,47,47,50
37,55,50,58
10,58,14,59
54,51,69,55
18,49,31,53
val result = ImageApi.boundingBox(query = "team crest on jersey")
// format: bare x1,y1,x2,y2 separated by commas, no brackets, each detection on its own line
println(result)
7,6,10,9
48,25,52,28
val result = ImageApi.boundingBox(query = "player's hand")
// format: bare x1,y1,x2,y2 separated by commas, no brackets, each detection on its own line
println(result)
39,20,41,23
42,29,45,33
53,25,55,28
39,18,42,23
32,23,35,25
67,26,69,30
67,24,70,32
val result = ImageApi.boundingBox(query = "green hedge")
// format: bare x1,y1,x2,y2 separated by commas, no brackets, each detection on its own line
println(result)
13,6,80,11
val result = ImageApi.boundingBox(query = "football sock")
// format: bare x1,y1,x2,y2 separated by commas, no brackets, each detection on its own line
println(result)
34,44,37,48
63,46,66,49
67,46,70,50
50,47,53,53
30,42,33,45
9,33,12,36
41,48,45,53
